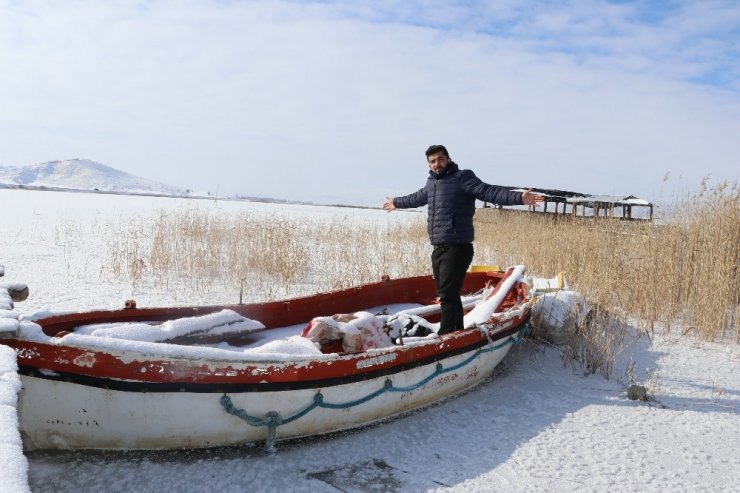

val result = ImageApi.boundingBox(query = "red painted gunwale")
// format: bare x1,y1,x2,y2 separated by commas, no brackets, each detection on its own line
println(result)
7,271,531,387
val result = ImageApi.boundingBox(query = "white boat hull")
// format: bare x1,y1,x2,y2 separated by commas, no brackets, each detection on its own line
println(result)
18,336,517,450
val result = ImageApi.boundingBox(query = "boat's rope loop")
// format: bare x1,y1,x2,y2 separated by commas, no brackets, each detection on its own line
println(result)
220,331,521,452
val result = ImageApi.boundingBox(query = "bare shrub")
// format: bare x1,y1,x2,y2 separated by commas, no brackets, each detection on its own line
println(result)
560,305,629,379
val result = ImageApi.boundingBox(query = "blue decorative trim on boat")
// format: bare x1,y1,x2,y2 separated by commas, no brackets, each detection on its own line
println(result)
220,331,521,452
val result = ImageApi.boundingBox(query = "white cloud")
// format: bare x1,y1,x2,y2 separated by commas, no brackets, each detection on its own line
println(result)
0,0,738,205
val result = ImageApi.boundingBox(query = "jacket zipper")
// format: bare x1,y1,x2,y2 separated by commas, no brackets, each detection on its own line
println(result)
431,180,437,239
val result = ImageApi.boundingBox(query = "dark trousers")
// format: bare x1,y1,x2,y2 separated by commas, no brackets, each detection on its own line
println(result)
431,243,474,334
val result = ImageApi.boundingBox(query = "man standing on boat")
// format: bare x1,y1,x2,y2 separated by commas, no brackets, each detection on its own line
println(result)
383,145,543,334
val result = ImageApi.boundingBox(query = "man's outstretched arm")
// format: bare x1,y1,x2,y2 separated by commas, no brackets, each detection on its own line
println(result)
384,187,428,211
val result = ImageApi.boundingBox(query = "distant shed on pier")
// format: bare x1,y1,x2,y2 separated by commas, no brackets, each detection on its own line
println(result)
485,188,654,221
566,194,653,220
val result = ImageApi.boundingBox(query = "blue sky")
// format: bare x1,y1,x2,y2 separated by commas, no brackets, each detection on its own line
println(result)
1,0,738,205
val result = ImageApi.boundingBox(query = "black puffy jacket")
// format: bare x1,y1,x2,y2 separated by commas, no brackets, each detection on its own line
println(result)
393,162,522,245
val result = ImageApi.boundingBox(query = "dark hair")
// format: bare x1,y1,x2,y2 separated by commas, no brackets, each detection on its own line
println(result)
425,145,449,159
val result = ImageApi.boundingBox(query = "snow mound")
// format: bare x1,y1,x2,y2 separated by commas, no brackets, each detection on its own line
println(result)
531,289,588,344
76,309,264,342
0,345,30,493
243,335,322,356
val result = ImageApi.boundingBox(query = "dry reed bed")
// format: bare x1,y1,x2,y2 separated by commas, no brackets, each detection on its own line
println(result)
101,184,738,356
476,183,739,343
104,209,431,301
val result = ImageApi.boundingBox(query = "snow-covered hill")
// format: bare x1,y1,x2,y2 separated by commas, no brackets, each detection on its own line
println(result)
0,159,187,196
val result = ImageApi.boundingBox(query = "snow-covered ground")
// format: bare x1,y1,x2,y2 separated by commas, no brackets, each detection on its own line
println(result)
0,345,28,493
1,189,738,492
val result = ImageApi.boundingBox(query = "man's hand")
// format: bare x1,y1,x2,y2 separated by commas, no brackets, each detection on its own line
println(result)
521,188,544,206
383,197,396,212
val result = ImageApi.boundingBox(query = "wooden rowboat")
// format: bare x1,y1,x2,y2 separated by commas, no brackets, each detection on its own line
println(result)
3,266,534,451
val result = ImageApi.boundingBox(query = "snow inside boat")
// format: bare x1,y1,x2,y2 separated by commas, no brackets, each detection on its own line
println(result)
3,266,534,451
